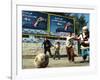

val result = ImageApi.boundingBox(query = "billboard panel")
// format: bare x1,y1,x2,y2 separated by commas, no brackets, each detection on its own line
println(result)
22,11,48,30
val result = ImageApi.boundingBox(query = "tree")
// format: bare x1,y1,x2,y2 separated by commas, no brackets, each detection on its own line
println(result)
72,14,88,35
78,14,88,31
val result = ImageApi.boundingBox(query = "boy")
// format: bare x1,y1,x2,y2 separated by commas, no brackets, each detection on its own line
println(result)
42,37,53,57
78,26,89,61
53,42,60,60
66,32,75,63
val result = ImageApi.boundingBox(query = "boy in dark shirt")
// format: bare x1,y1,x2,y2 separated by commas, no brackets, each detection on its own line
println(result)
42,37,53,57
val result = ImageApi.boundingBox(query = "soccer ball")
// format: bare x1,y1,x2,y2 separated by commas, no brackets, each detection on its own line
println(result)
34,53,49,68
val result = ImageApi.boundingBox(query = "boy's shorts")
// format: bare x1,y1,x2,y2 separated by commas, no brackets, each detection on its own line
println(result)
80,47,89,57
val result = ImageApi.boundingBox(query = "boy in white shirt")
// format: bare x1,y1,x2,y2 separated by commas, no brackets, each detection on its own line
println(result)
66,32,75,63
78,26,89,61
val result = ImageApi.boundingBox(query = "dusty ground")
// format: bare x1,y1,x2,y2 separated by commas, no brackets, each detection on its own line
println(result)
22,43,89,69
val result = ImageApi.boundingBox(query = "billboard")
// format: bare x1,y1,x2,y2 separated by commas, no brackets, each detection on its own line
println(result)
22,11,48,30
50,15,74,33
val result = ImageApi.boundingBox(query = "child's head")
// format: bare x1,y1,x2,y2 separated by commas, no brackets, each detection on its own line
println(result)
56,42,60,45
82,26,88,33
44,37,48,40
82,26,89,36
69,32,72,36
